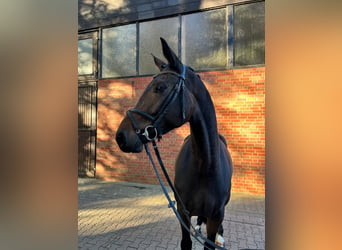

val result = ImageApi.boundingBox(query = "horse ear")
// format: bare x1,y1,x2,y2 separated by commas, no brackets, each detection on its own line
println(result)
152,54,167,71
160,37,182,73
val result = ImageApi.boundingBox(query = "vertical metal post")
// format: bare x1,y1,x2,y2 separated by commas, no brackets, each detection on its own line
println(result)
227,5,234,69
136,22,140,75
178,14,182,60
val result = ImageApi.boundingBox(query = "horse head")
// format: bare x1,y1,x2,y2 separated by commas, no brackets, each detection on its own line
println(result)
116,38,196,153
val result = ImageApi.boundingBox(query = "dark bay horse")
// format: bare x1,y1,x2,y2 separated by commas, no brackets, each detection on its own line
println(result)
116,38,233,250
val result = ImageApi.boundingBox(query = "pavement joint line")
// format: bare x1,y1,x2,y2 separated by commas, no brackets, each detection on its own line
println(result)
224,220,264,226
78,179,265,250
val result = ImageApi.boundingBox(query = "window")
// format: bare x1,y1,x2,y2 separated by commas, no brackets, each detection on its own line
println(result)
139,17,179,75
182,9,227,70
234,2,265,66
99,1,265,78
102,24,137,78
78,38,93,75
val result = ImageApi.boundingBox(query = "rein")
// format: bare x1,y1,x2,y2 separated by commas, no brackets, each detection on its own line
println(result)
126,65,227,250
145,141,227,250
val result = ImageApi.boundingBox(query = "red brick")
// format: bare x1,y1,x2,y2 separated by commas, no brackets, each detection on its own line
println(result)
95,67,265,194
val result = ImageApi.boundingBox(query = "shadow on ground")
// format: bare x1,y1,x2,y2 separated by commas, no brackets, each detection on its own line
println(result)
78,178,265,250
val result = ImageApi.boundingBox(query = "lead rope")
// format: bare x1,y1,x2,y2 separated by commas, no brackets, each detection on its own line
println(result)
144,141,227,250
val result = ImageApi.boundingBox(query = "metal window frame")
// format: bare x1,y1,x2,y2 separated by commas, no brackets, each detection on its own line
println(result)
232,0,265,67
78,32,99,81
96,0,264,79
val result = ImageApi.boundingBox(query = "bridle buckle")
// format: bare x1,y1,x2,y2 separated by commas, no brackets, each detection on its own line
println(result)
141,125,158,141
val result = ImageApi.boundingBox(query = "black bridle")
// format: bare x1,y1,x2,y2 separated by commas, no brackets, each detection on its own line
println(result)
126,64,187,143
126,65,226,249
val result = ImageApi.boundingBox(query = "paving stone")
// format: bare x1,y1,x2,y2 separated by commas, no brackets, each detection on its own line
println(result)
78,179,265,249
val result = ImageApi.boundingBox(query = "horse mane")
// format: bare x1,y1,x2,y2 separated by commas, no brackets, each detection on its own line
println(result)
187,66,201,79
219,134,227,146
183,133,227,146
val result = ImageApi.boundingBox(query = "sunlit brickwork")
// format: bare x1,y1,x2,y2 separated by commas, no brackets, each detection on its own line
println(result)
96,67,265,194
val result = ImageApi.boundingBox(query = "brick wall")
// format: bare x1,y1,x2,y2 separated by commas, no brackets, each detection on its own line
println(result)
96,67,265,194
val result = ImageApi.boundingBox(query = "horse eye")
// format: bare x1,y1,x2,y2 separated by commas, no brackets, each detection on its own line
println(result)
154,84,167,93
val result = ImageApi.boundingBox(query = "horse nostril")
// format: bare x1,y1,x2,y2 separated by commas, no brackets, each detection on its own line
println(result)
116,131,126,148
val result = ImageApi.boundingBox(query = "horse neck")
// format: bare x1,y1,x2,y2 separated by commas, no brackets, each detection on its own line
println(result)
188,79,219,171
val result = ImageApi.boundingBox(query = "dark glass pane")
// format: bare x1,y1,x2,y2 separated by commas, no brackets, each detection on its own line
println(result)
234,2,265,66
139,17,179,75
182,9,227,70
102,24,136,78
78,38,93,75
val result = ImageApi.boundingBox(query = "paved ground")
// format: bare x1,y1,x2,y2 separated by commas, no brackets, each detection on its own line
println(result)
78,178,264,250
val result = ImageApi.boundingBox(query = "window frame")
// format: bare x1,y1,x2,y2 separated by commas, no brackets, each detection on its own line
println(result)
181,8,229,71
138,16,181,76
233,1,265,67
97,1,265,79
101,23,137,78
78,32,98,81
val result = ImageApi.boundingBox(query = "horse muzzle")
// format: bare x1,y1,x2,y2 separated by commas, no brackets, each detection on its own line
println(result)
116,120,143,153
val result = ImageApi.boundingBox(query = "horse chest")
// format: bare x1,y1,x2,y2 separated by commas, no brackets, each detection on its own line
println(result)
189,187,223,217
175,173,225,214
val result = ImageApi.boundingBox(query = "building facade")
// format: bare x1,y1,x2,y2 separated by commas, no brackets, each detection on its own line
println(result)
78,0,265,194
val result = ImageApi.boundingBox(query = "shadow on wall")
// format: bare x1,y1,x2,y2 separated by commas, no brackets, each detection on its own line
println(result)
95,79,135,182
78,0,265,193
79,0,131,29
95,67,265,194
201,68,265,193
78,0,204,30
95,77,188,184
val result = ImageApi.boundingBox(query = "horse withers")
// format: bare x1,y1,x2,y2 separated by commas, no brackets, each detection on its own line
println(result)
116,38,233,250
